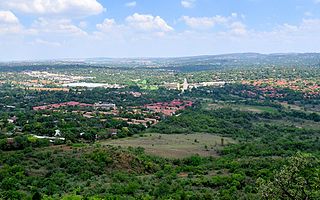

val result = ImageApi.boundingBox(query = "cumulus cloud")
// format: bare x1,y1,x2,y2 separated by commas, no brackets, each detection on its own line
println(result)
126,13,173,32
0,0,104,17
0,10,19,23
125,1,137,8
79,21,88,29
31,39,62,47
0,10,22,34
181,15,229,29
181,13,248,36
275,19,320,35
96,18,117,32
228,22,247,35
2,5,320,61
95,13,174,41
181,0,196,8
32,18,87,36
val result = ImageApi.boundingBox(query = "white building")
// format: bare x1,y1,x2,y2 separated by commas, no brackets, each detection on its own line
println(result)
94,103,116,110
182,78,189,92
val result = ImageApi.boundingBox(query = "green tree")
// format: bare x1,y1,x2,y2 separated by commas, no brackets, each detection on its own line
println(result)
257,153,320,200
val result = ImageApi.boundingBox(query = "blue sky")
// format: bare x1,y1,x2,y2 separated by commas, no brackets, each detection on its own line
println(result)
0,0,319,61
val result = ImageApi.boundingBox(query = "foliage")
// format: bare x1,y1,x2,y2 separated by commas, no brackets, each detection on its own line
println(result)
257,153,320,200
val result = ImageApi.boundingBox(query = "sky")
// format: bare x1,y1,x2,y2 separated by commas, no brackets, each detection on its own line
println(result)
0,0,320,61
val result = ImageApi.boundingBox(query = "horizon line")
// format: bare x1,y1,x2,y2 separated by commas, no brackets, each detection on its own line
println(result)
1,52,319,63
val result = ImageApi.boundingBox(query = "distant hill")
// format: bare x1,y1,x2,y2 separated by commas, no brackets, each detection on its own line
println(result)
0,53,319,72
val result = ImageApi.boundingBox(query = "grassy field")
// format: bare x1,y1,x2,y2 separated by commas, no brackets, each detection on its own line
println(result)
100,133,236,158
265,118,320,130
205,103,278,113
280,102,320,113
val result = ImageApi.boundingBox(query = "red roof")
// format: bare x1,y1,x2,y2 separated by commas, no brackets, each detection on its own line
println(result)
33,101,93,111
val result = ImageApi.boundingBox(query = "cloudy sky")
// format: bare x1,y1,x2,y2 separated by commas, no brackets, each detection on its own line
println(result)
0,0,320,61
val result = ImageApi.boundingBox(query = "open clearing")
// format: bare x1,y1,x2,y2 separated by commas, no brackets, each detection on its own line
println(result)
100,133,236,159
264,118,320,130
205,103,278,113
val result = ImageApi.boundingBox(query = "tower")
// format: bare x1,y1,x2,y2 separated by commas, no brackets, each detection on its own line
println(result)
182,78,188,92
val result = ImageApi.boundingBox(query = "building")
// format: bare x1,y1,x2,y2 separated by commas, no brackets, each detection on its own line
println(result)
33,101,93,111
182,78,189,92
144,100,193,116
130,92,142,97
94,103,116,110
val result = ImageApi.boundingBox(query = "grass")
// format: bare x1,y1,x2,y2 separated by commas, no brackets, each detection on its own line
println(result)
265,118,320,130
279,102,320,114
205,103,278,113
99,133,236,159
71,143,88,148
237,105,277,113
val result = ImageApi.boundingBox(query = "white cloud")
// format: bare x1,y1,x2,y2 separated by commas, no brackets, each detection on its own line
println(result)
181,13,248,35
0,10,19,23
95,14,174,41
231,13,238,18
0,0,104,17
0,11,22,34
181,15,228,29
31,39,62,47
2,8,320,61
97,14,174,34
96,18,117,32
32,18,87,36
228,22,247,35
126,13,174,32
125,1,137,8
290,19,320,37
181,0,196,8
79,21,88,29
300,18,320,31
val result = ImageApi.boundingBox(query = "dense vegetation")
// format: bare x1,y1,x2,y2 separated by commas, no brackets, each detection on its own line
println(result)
1,141,318,199
0,57,320,199
1,105,319,199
